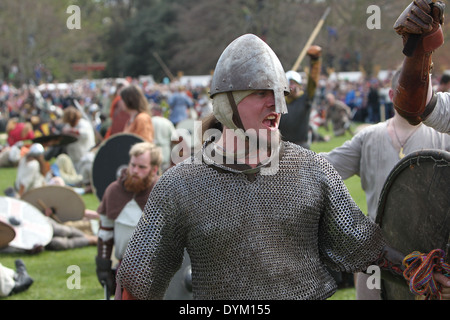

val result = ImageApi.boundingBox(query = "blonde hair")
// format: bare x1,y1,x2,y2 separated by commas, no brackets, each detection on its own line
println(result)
129,142,162,168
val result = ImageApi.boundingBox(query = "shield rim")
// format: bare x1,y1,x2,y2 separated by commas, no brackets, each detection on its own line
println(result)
91,133,144,201
375,149,450,300
0,220,16,248
32,133,78,146
21,185,85,222
376,149,450,226
0,197,53,250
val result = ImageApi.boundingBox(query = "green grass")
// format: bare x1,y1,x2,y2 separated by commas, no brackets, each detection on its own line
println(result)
311,127,368,215
2,247,101,300
0,124,364,300
0,166,104,300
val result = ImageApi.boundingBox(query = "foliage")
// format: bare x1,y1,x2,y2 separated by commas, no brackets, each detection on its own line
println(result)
0,0,111,84
2,0,450,84
122,0,180,79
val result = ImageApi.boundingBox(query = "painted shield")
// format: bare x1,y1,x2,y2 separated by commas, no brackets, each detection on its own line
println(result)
0,220,16,248
376,150,450,300
92,133,144,201
22,185,85,223
0,197,53,250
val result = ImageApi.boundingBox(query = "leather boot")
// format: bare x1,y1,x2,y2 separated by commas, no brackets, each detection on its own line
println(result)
11,259,34,295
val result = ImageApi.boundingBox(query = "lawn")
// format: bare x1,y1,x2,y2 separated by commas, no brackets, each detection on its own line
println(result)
0,125,364,300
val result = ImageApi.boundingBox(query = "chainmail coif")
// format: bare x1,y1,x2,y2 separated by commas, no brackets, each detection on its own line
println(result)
116,141,385,300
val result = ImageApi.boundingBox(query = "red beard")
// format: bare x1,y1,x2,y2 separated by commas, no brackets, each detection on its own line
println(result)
123,172,153,194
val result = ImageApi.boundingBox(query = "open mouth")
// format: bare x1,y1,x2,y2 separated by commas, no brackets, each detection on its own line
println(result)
262,114,279,130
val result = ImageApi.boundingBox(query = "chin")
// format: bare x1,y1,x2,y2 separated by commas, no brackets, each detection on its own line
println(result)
258,129,280,150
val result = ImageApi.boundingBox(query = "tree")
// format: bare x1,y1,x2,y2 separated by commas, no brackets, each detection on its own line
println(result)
3,0,448,85
317,0,406,77
0,0,67,84
0,0,113,84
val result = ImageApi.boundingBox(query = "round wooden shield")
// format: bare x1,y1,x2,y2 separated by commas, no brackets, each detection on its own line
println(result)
21,185,85,223
32,133,77,147
376,150,450,300
92,133,144,201
0,220,16,248
0,197,53,250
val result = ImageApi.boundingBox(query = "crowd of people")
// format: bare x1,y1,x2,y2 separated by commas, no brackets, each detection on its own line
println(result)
1,0,449,301
1,68,449,299
3,66,445,160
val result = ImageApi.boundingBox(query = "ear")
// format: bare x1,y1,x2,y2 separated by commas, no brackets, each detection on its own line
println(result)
389,89,394,101
151,165,159,176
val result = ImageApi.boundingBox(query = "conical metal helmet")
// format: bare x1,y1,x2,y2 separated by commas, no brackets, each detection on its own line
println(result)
210,34,289,117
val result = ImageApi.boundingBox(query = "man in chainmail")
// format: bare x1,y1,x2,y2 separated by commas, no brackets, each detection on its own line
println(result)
116,34,450,300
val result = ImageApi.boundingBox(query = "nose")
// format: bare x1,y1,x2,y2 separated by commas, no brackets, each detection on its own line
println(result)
129,165,138,175
265,91,275,108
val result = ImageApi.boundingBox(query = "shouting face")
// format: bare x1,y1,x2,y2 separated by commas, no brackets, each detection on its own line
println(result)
237,90,281,148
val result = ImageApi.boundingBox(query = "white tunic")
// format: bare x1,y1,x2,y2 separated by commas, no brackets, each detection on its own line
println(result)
424,92,450,134
321,120,450,221
99,199,142,261
64,118,96,170
15,157,46,192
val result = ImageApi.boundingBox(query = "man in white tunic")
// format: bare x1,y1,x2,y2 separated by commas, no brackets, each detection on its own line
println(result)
61,106,96,186
321,69,450,299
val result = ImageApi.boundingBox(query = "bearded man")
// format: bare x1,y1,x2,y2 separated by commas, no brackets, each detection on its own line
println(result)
95,142,162,296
